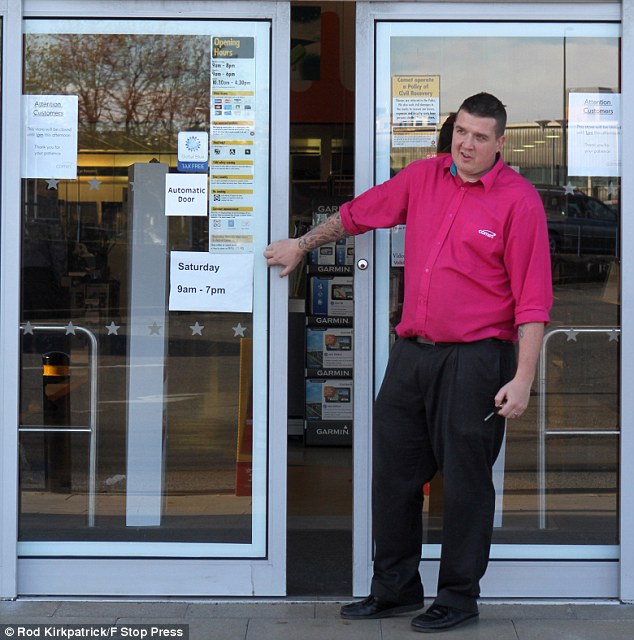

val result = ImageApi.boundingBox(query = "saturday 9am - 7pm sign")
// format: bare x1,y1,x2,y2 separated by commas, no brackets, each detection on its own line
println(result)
169,251,253,312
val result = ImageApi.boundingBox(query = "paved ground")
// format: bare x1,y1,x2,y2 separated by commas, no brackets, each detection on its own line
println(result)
2,599,634,639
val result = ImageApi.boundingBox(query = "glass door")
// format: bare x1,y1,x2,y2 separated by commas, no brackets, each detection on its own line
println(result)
353,6,622,597
15,5,290,597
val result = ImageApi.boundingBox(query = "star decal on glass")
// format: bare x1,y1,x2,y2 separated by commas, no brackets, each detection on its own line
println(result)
564,182,576,195
106,322,120,336
566,328,579,342
22,321,35,335
88,177,101,191
65,321,77,335
190,322,204,336
148,321,162,335
232,323,246,337
46,178,59,190
606,329,620,342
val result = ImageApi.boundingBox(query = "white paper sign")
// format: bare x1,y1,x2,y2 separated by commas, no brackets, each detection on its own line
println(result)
169,251,253,312
568,92,621,177
165,173,208,216
21,95,78,179
391,129,437,149
209,216,254,253
391,225,406,267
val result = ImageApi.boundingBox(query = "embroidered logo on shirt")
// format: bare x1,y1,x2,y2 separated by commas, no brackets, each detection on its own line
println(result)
478,229,496,239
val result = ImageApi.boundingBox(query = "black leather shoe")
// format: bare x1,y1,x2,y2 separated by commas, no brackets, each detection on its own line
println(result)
411,604,478,632
340,595,425,620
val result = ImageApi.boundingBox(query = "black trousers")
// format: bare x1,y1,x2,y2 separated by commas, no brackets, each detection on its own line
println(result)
370,337,515,613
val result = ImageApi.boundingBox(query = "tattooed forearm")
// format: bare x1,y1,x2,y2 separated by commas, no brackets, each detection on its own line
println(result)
298,212,349,252
518,325,525,339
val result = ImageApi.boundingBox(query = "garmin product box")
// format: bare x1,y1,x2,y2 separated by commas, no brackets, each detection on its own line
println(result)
308,198,349,266
308,242,336,265
305,378,353,422
306,327,353,377
336,236,355,266
304,420,352,446
309,275,353,317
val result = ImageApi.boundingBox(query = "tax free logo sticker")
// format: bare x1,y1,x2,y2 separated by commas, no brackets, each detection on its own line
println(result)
177,131,209,173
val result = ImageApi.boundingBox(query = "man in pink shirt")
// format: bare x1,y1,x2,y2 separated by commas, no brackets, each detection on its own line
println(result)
265,93,552,633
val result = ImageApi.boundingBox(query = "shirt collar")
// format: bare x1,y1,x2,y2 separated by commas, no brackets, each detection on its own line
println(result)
445,153,504,192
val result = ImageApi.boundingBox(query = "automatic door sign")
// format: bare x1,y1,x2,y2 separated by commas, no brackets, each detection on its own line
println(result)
165,173,208,216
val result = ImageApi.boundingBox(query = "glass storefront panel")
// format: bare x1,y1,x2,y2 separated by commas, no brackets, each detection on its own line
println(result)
18,19,271,557
375,22,620,555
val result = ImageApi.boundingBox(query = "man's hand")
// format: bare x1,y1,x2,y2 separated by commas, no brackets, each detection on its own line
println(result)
263,238,306,277
264,212,349,278
493,322,544,420
494,378,532,420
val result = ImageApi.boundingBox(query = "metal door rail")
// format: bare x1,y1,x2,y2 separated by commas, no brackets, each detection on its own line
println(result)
19,324,99,527
538,325,620,529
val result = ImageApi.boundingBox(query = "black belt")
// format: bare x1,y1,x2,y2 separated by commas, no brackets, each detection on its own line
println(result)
410,336,511,346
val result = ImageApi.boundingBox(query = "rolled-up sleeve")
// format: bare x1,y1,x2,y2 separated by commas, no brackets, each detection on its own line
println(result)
339,163,416,235
504,193,553,327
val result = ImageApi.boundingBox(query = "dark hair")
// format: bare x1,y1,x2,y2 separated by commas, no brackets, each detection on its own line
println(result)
458,92,507,137
437,113,456,154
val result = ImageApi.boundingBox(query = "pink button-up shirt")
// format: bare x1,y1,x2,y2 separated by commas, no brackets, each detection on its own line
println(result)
340,154,552,343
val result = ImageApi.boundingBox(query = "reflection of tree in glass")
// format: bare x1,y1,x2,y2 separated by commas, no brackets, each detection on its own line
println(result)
24,34,211,150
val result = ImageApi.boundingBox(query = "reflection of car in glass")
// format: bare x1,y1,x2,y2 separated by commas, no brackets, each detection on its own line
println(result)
535,184,619,256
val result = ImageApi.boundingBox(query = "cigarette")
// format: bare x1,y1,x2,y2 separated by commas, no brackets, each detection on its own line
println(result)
484,411,496,421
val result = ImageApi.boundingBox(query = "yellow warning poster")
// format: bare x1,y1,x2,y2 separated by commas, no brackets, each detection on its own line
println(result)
391,75,440,126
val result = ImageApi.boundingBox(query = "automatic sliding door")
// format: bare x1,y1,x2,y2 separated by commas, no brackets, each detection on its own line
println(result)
17,12,288,596
355,17,621,597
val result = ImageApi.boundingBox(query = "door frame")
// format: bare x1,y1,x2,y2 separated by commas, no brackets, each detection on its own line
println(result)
1,0,290,597
352,1,633,600
0,0,24,600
